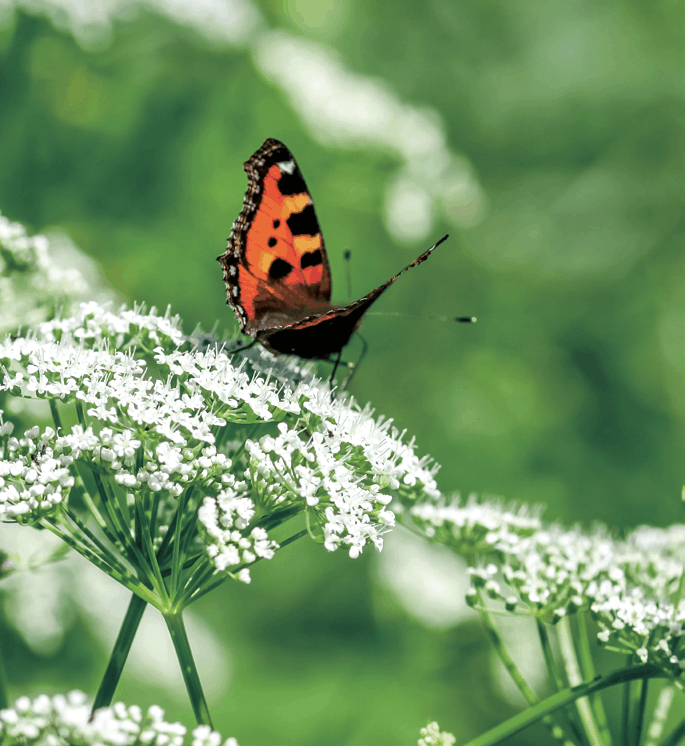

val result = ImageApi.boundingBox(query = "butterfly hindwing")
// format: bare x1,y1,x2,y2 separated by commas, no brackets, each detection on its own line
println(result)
259,241,441,358
218,139,332,336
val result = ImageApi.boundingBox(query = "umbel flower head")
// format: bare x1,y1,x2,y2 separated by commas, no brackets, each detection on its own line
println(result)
0,210,99,334
0,302,440,609
0,690,237,746
408,495,685,678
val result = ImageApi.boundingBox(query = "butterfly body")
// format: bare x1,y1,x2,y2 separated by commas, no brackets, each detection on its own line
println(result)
219,138,442,359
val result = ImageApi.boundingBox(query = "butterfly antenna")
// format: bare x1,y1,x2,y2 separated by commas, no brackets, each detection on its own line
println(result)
344,250,352,303
369,311,477,324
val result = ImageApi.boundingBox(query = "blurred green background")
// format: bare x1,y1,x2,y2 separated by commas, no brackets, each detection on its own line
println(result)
0,0,683,743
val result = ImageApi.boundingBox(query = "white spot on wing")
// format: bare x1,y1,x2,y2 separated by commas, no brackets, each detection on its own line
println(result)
278,160,296,174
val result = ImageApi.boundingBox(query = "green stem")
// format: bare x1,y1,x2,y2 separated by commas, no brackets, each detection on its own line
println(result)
72,462,119,541
176,557,215,609
462,664,664,746
622,655,633,745
478,594,572,744
479,603,539,705
42,515,120,575
134,499,169,606
255,504,303,531
73,468,114,537
62,507,133,578
91,471,153,582
40,518,159,607
0,640,8,709
180,509,199,557
163,612,213,727
576,613,611,746
75,399,86,427
49,398,63,432
661,720,685,746
558,616,603,746
634,677,648,746
536,619,564,690
156,487,195,566
148,492,161,542
536,619,584,745
170,489,189,597
91,594,147,713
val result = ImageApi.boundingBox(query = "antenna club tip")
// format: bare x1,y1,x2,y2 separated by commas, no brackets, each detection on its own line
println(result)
456,316,476,323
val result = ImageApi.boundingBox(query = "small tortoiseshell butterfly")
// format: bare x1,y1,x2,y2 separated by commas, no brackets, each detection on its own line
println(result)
218,138,448,360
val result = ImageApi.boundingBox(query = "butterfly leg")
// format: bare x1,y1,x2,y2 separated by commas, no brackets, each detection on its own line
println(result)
339,334,368,392
228,339,258,354
328,350,343,388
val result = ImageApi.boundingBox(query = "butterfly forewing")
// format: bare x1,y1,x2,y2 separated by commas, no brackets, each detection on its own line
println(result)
218,139,332,334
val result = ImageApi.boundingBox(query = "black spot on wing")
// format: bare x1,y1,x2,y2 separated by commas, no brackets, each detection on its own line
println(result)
269,258,292,280
287,204,319,236
268,237,277,247
301,249,322,269
273,219,280,228
278,169,307,196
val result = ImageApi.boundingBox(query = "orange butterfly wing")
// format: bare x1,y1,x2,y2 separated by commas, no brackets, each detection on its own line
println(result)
218,139,332,336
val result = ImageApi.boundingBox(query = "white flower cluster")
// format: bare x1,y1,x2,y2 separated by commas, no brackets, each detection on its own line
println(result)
589,525,685,672
410,495,542,556
199,473,279,579
201,385,442,562
153,347,442,570
418,722,456,746
39,301,186,348
0,690,238,746
411,496,685,674
1,302,442,580
0,211,92,333
0,425,74,519
300,385,441,499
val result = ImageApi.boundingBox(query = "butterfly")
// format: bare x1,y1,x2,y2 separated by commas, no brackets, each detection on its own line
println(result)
218,138,454,361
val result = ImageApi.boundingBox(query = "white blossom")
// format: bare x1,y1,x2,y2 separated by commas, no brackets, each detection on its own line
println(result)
0,691,238,746
418,721,456,746
410,494,685,674
1,302,441,584
0,211,104,334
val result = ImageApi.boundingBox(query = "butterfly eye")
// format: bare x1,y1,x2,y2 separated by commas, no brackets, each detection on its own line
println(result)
269,258,292,280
